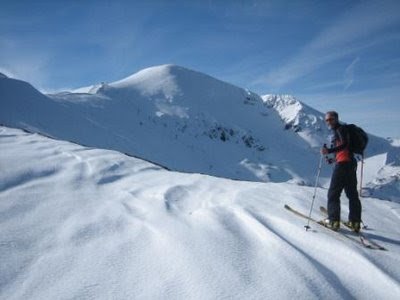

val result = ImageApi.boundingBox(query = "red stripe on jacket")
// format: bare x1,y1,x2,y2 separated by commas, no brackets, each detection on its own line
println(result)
335,139,351,163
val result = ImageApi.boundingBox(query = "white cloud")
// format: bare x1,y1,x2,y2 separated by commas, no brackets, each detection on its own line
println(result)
343,57,360,90
259,0,400,89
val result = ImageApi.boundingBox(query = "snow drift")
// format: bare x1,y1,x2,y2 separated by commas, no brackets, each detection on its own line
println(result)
1,126,400,299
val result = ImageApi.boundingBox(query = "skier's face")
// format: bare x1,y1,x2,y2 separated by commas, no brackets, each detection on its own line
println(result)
325,113,337,129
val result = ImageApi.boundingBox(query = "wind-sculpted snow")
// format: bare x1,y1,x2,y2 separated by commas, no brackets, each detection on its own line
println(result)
1,126,400,299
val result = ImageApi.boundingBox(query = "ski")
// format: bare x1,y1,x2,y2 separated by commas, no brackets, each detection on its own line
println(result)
319,206,387,251
284,204,378,250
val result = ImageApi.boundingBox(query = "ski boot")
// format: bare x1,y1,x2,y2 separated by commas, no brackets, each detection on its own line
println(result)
345,221,361,233
322,219,340,231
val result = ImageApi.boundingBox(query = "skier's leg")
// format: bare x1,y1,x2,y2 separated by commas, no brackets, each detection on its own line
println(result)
345,161,362,222
327,164,345,221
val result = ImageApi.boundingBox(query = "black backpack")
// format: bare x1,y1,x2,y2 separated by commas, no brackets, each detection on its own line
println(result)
345,124,368,155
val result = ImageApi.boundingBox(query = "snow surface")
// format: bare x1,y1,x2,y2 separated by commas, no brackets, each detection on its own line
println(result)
389,137,400,147
71,83,106,94
0,64,398,197
0,65,321,185
1,126,400,299
361,153,400,202
262,94,329,148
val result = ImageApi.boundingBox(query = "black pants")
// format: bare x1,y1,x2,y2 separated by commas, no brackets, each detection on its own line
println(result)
327,160,361,222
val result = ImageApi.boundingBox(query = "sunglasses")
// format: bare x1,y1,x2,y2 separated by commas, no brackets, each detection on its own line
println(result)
325,117,335,122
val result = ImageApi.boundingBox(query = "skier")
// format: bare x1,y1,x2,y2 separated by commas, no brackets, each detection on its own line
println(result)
321,111,361,232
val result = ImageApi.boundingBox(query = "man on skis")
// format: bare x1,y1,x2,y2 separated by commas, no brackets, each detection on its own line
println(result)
321,111,361,232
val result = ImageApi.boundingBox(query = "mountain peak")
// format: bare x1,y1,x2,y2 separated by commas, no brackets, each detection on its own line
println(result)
262,94,329,147
110,64,189,88
105,64,246,104
262,94,304,122
262,94,302,110
0,72,8,79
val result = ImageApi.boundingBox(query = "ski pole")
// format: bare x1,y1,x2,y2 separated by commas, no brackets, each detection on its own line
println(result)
305,153,324,231
359,154,364,198
359,154,368,229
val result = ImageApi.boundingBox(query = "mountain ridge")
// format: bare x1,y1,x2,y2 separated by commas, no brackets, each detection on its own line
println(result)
1,65,399,199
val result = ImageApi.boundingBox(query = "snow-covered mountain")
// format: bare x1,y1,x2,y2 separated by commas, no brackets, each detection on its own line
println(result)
1,65,400,299
1,126,400,299
0,65,322,185
262,94,400,201
262,94,395,155
0,65,398,199
262,94,330,148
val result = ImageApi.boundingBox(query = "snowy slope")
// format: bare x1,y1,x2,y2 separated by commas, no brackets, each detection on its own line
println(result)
1,126,400,299
262,94,330,148
71,83,105,94
389,138,400,147
263,94,400,201
362,153,400,202
0,65,321,184
1,66,398,198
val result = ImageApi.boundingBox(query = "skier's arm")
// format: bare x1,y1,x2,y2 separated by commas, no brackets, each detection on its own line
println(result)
328,126,349,153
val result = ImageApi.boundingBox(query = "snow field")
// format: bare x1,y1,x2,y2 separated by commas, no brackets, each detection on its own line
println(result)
1,126,400,299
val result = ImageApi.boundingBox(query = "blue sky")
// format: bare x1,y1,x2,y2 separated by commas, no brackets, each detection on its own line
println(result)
1,0,399,138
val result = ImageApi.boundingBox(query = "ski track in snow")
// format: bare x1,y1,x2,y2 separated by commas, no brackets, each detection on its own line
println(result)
1,126,400,299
